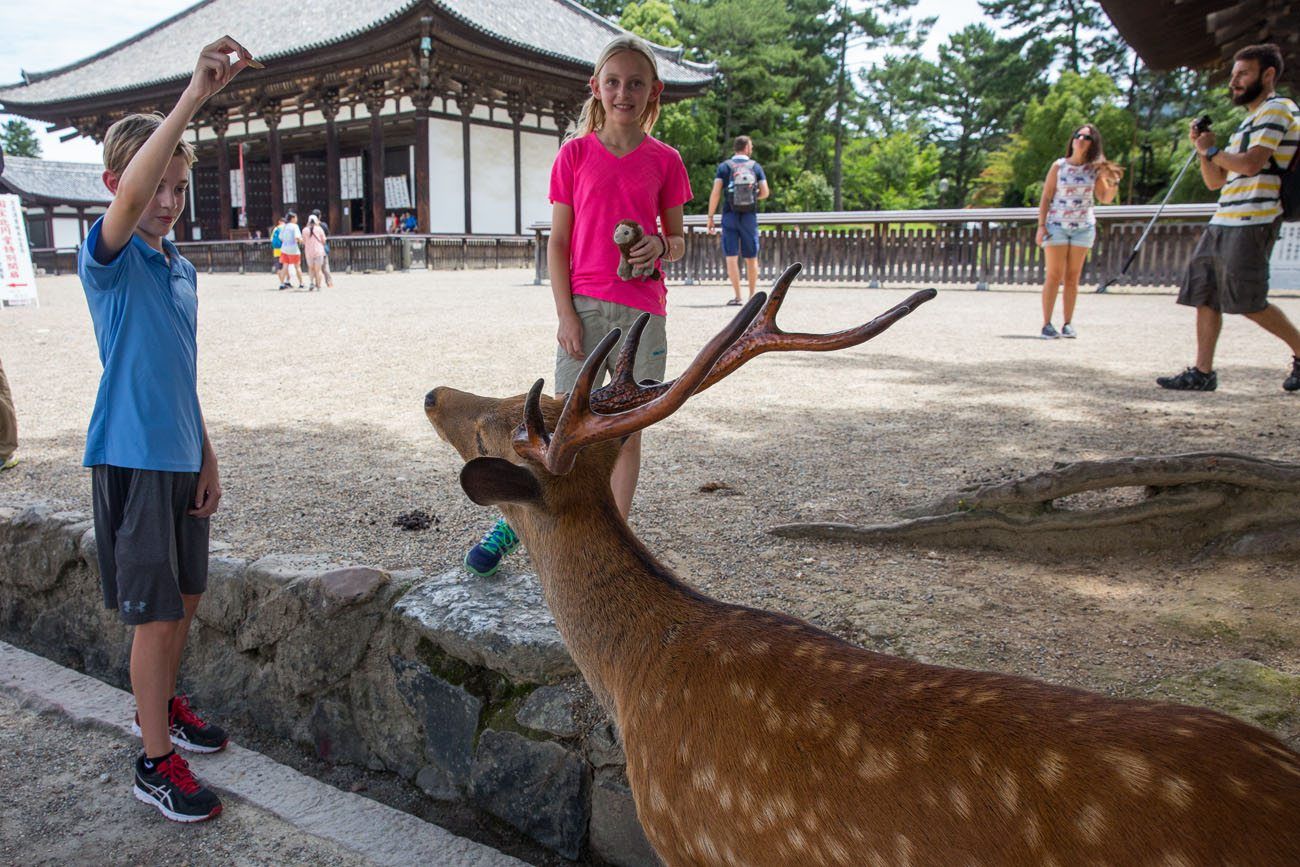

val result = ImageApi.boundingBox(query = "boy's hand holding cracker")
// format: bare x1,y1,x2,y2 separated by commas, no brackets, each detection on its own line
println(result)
183,35,261,106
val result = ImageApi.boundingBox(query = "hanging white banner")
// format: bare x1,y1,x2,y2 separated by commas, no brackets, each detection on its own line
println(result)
0,194,39,308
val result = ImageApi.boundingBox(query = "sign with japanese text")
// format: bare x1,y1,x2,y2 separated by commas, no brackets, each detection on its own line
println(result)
0,194,39,307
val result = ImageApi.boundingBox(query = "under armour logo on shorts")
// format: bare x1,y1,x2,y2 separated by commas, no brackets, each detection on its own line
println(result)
122,601,148,615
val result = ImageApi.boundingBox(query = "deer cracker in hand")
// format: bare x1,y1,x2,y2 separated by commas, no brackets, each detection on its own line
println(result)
613,219,661,281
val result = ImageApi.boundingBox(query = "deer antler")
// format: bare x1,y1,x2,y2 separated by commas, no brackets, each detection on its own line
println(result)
514,263,936,475
514,294,767,475
592,263,937,412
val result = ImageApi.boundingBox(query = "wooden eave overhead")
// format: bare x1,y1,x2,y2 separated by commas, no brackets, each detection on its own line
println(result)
1098,0,1299,89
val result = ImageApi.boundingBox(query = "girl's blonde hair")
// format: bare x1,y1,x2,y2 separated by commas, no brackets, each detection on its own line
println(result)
567,36,662,142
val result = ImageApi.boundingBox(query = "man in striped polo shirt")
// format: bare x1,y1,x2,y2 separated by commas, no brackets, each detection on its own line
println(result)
1158,43,1300,393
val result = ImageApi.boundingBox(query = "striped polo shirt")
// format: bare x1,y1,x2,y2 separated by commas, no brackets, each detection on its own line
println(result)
1211,95,1299,225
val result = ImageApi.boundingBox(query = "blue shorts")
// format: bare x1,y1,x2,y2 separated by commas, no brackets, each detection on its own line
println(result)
1043,222,1095,248
721,211,759,258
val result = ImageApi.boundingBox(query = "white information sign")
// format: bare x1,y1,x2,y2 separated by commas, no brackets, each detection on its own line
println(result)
384,174,411,209
0,194,39,307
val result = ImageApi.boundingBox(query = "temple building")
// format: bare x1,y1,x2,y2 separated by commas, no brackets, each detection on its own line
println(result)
1099,0,1298,90
0,0,714,240
0,150,111,249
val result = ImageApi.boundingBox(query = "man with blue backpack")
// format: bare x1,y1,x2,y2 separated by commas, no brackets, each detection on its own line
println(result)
708,135,770,306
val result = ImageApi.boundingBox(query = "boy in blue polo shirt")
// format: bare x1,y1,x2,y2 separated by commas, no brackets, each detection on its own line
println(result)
80,35,258,823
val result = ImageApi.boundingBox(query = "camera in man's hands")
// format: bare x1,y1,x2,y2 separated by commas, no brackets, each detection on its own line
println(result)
1193,115,1213,133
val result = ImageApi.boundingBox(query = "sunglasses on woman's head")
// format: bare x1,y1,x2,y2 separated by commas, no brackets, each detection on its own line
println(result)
1074,133,1094,141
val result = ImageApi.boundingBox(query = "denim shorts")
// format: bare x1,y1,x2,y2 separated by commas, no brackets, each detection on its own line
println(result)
1043,222,1095,248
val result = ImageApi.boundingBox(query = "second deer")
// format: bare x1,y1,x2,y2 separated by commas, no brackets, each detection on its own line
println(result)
424,265,1300,866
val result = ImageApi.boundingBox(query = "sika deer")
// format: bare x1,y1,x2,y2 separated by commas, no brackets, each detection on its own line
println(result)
424,265,1300,866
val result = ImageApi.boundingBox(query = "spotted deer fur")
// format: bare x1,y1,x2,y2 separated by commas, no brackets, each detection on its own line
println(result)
423,278,1300,866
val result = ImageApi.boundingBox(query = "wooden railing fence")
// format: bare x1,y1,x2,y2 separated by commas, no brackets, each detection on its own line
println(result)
532,205,1221,289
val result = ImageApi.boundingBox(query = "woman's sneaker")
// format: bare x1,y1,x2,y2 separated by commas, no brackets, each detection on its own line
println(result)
464,518,520,578
133,752,222,822
131,695,229,753
1157,366,1217,391
1061,323,1077,338
1040,323,1060,339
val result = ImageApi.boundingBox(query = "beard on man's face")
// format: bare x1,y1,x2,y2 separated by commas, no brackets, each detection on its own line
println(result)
1232,78,1264,106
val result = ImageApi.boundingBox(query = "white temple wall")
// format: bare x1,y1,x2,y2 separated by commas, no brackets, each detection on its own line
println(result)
427,118,465,233
470,126,516,234
52,217,83,248
520,131,558,231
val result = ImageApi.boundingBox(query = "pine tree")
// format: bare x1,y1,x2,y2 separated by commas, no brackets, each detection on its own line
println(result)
1,119,42,158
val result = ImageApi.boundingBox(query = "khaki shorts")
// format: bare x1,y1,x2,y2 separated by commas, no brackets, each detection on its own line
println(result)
554,295,668,394
1178,220,1280,315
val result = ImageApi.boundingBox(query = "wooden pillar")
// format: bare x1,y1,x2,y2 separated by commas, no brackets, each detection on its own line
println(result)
211,108,232,240
460,86,476,234
413,90,433,233
321,89,342,235
264,100,284,219
77,207,87,243
508,98,526,236
364,83,387,234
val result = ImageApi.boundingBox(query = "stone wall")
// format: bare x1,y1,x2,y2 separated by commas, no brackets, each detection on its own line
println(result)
0,504,656,866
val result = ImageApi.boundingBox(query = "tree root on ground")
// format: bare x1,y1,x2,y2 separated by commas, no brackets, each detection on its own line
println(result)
770,453,1300,557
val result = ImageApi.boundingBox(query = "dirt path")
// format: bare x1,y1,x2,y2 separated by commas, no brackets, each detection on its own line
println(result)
0,690,373,866
2,269,1297,744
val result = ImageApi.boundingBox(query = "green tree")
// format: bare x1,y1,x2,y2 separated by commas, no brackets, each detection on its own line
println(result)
784,169,834,211
928,25,1050,205
619,0,682,47
0,119,42,158
840,129,941,210
572,0,626,19
979,0,1108,74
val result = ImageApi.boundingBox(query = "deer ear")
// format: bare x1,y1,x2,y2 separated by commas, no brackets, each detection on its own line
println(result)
460,457,543,506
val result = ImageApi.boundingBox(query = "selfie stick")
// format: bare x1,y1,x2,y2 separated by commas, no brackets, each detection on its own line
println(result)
1097,115,1213,293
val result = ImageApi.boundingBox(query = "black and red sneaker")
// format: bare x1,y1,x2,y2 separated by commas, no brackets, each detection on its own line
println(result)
131,695,229,753
133,752,222,822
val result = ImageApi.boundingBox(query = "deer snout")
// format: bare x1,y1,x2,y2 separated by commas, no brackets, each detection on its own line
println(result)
424,389,438,410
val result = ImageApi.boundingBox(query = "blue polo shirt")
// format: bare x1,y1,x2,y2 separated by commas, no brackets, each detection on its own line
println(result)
78,217,204,472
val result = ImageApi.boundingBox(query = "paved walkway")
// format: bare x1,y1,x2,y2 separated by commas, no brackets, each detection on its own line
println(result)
0,641,524,867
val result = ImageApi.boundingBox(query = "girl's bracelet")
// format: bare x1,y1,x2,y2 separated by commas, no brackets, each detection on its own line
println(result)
657,232,671,262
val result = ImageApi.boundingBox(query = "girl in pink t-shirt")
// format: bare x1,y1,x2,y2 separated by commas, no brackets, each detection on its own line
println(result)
462,36,692,578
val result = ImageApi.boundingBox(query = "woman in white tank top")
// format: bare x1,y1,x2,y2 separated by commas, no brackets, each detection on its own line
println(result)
1034,123,1123,338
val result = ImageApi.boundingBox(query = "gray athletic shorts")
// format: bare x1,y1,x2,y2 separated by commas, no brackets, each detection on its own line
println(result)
91,465,209,625
554,295,668,394
1178,220,1281,315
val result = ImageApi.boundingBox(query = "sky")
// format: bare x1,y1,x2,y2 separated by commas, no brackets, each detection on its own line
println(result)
0,0,992,164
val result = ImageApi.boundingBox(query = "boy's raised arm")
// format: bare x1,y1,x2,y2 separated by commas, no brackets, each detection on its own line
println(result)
98,36,257,262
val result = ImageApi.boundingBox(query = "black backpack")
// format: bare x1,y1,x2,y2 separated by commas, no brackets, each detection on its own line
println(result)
1265,97,1300,222
728,158,759,213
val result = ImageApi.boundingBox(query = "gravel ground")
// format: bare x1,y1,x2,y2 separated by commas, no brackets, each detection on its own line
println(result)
2,268,1298,744
0,689,372,866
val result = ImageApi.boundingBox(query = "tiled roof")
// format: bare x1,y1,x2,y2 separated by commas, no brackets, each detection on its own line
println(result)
0,0,714,108
0,155,111,204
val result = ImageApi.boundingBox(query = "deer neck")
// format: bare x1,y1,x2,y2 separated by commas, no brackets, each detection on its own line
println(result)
516,499,701,711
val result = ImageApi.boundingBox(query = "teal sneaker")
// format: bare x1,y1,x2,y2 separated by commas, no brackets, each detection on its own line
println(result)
464,518,520,577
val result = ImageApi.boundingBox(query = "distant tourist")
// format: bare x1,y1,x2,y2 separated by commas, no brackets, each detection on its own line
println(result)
1157,43,1300,392
310,209,335,288
707,135,770,306
402,211,417,233
270,215,285,288
463,35,690,578
278,211,303,289
78,35,255,825
302,214,328,291
0,354,17,471
1034,123,1122,339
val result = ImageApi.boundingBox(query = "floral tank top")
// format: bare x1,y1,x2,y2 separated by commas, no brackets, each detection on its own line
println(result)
1047,159,1099,228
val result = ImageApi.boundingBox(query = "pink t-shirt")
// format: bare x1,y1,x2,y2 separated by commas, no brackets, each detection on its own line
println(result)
549,133,693,316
